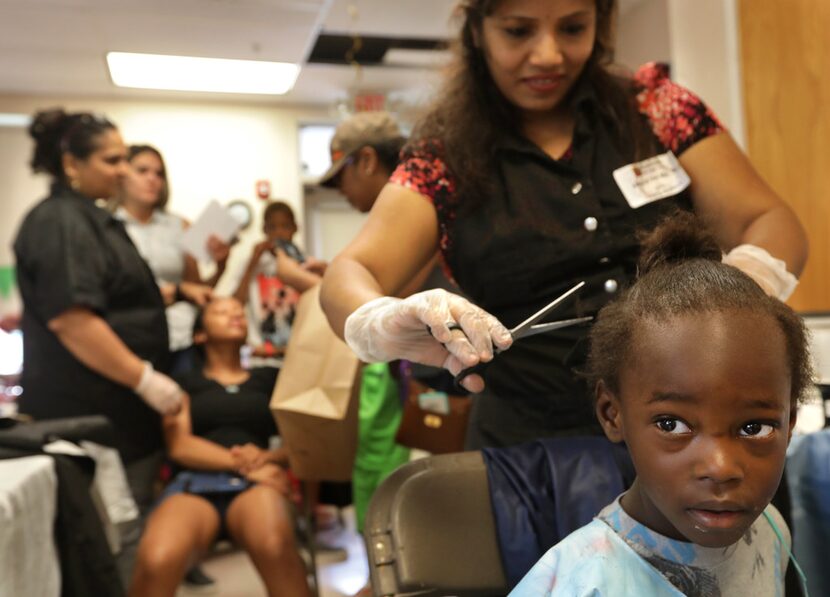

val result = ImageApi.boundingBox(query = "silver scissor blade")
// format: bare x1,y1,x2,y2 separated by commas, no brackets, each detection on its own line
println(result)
515,316,594,340
509,281,586,338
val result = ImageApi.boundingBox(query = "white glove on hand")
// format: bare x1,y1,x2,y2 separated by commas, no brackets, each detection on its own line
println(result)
134,361,183,416
344,289,513,392
722,244,798,301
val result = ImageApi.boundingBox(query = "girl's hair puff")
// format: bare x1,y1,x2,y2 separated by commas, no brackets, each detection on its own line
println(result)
587,211,812,404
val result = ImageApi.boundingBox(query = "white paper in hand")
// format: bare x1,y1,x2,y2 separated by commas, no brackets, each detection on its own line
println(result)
181,200,241,262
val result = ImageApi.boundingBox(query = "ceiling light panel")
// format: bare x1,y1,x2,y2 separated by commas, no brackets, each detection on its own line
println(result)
107,52,300,95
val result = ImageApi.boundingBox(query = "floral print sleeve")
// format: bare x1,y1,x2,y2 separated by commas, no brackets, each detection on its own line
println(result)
389,140,456,204
634,62,725,155
389,140,457,261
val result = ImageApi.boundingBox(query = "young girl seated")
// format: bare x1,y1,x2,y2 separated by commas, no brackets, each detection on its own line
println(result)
129,297,310,597
511,214,810,596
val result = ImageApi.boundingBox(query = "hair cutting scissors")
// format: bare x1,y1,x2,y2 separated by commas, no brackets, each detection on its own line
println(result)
449,281,592,389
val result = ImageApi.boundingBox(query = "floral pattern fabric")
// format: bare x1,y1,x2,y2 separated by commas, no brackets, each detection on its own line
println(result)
633,62,724,155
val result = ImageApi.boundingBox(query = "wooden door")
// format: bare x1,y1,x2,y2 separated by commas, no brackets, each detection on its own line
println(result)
739,0,830,311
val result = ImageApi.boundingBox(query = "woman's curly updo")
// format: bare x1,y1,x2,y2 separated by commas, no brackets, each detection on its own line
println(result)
29,108,115,181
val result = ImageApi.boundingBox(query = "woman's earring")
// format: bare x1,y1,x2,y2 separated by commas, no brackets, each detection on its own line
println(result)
69,178,81,190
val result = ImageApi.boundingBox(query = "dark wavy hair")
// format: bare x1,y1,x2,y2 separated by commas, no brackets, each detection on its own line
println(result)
28,108,116,182
587,212,813,405
410,0,656,206
126,144,170,210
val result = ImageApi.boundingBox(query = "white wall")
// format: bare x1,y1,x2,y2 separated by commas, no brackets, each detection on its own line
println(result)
303,185,368,262
0,95,330,299
666,0,745,145
616,0,672,72
616,0,744,145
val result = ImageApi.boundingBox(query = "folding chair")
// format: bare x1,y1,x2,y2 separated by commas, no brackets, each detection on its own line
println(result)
364,436,637,597
364,451,508,597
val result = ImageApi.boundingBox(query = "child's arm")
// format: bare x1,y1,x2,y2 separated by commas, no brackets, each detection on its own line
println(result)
302,256,328,276
275,248,321,292
232,240,273,303
183,250,228,288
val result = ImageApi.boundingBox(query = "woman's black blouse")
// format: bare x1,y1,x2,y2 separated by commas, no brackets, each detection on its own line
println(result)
390,70,722,445
13,184,169,461
175,367,279,449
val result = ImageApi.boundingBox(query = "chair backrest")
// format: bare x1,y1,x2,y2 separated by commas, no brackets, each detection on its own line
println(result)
0,415,117,451
364,451,508,597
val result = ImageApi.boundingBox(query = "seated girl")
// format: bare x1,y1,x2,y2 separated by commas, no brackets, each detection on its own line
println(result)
129,297,310,597
510,213,809,596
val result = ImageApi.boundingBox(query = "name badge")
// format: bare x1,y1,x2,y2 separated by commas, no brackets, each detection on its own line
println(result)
612,152,691,209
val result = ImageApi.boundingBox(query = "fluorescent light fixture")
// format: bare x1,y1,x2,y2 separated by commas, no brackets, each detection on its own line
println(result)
107,52,300,95
0,113,31,128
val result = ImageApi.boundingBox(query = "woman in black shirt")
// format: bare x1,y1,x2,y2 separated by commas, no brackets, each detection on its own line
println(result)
320,0,809,448
14,110,183,453
14,108,186,586
130,297,309,597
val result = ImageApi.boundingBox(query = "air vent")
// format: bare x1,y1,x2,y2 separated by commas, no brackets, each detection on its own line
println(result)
308,33,449,67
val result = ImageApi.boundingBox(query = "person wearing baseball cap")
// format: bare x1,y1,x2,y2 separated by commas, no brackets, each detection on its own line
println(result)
318,111,406,213
317,112,412,543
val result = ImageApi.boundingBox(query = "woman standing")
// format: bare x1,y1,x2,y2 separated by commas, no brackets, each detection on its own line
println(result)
14,109,183,584
321,0,808,449
116,144,229,372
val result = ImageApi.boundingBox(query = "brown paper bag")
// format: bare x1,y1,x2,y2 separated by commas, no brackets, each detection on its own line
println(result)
270,285,361,481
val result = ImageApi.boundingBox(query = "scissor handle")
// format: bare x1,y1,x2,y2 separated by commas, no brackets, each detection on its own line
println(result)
453,361,490,392
425,323,492,390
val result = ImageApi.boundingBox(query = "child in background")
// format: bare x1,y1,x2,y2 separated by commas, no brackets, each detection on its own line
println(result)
232,201,322,358
511,213,809,596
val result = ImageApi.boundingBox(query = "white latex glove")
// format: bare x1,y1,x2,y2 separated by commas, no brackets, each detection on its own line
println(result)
722,244,798,301
134,361,183,415
344,289,513,392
